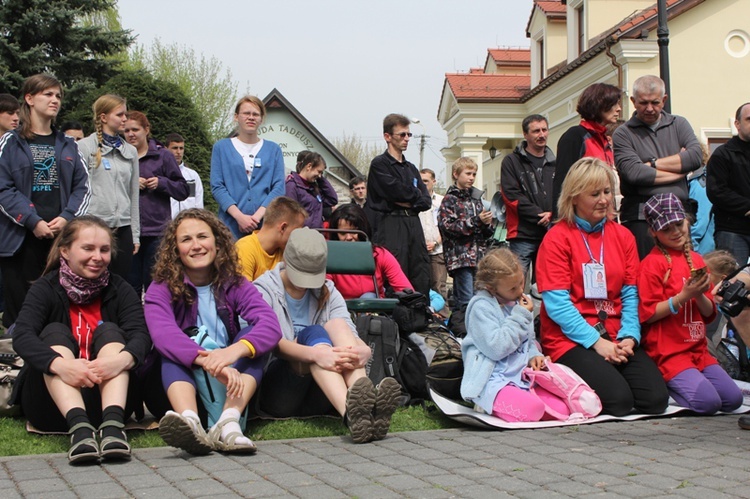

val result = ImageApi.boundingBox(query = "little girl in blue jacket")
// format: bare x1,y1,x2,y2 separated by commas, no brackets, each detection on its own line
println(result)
461,248,569,422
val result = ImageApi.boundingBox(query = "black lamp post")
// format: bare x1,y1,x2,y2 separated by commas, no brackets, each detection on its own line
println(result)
657,0,671,112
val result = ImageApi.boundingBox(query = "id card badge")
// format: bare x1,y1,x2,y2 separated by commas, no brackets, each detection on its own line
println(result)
254,157,262,169
583,263,607,300
102,158,111,170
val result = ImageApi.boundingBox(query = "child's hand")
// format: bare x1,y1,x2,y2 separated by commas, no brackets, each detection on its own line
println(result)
479,210,493,225
681,271,711,301
528,355,546,371
518,293,534,312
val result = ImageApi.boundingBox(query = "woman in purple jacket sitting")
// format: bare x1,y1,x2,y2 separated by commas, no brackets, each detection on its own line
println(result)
124,111,189,295
284,151,338,228
144,209,282,455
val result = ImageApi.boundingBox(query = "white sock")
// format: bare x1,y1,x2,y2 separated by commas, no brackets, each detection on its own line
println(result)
181,410,202,432
217,408,252,445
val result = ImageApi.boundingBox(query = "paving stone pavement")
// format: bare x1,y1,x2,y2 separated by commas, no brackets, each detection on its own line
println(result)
1,414,749,498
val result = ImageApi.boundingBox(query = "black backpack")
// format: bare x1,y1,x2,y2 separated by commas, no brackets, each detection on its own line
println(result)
356,314,428,405
408,324,464,401
391,289,432,334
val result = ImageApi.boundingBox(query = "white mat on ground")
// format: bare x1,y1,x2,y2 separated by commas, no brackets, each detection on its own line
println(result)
430,380,750,430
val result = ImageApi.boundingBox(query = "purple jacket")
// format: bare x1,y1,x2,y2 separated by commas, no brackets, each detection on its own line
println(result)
144,276,282,369
139,139,189,236
284,172,338,229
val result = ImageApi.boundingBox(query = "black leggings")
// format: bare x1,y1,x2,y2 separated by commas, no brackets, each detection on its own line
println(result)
258,359,337,418
557,345,669,416
20,322,140,432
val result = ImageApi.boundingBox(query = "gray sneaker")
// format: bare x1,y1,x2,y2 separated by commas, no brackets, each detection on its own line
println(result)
159,411,213,455
372,377,401,441
345,377,376,443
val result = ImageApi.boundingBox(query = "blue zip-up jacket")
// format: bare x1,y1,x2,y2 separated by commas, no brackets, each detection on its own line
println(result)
0,130,90,257
210,138,285,238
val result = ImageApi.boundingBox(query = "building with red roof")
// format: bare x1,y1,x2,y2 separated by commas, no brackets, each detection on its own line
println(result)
438,0,750,198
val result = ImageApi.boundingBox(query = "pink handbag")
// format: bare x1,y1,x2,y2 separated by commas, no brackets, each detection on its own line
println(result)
523,359,602,421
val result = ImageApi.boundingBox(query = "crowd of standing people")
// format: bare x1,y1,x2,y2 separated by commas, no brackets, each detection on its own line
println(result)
0,71,748,465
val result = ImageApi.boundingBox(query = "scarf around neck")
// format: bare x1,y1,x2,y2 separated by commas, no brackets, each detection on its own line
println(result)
101,132,122,149
58,257,110,304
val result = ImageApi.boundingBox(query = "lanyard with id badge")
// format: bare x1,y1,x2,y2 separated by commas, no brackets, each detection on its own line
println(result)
579,226,607,300
580,226,609,338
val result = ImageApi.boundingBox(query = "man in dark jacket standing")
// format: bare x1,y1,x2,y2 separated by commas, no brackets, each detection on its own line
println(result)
366,114,431,296
500,114,556,277
707,102,750,265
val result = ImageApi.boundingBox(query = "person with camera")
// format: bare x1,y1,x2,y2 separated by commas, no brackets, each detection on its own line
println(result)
708,257,750,428
638,193,743,415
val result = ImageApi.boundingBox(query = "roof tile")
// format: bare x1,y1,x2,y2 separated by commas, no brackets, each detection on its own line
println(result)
445,73,531,100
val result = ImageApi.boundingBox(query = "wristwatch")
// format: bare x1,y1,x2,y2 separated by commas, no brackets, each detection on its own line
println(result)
648,157,657,168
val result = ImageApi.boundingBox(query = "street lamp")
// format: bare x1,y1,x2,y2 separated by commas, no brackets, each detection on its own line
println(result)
410,118,428,169
657,0,671,112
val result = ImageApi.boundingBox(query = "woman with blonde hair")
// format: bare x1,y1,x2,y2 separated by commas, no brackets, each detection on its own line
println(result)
144,209,281,455
536,157,668,416
0,73,90,328
77,94,140,279
210,95,285,239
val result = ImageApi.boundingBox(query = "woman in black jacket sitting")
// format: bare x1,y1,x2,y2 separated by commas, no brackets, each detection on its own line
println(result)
13,215,151,464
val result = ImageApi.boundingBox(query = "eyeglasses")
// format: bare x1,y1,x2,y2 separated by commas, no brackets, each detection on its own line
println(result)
239,112,262,118
391,132,413,138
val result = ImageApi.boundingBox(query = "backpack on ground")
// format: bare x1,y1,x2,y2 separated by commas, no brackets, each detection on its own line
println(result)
522,359,602,420
391,289,431,334
408,324,464,401
716,328,750,382
356,314,428,405
0,334,23,417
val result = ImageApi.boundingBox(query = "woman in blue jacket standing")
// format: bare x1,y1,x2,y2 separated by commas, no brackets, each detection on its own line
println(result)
123,111,189,296
0,74,90,328
210,96,285,239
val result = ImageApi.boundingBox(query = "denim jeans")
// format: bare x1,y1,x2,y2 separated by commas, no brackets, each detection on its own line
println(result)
509,238,540,281
715,231,750,265
451,267,476,307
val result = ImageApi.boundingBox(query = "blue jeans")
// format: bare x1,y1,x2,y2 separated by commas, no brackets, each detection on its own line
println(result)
451,267,476,307
509,238,540,280
715,231,750,266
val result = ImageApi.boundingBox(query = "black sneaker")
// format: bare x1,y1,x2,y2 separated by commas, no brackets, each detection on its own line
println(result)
738,414,750,430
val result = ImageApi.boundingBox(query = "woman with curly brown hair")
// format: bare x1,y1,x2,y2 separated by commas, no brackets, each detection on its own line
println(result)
144,208,281,455
77,94,140,279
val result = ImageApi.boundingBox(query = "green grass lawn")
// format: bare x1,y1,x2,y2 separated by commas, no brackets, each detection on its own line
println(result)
0,403,460,457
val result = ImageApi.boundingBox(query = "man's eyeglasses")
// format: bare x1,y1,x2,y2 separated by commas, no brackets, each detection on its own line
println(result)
391,132,413,138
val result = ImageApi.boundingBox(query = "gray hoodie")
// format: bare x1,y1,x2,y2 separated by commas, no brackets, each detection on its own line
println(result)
253,263,358,342
77,133,141,244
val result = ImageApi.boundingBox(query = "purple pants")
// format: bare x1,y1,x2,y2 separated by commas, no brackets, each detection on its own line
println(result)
667,364,743,414
161,337,266,391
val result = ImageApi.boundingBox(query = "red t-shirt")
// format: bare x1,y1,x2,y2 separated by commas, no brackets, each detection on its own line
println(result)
69,298,103,360
536,220,639,361
327,246,412,299
638,247,717,381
